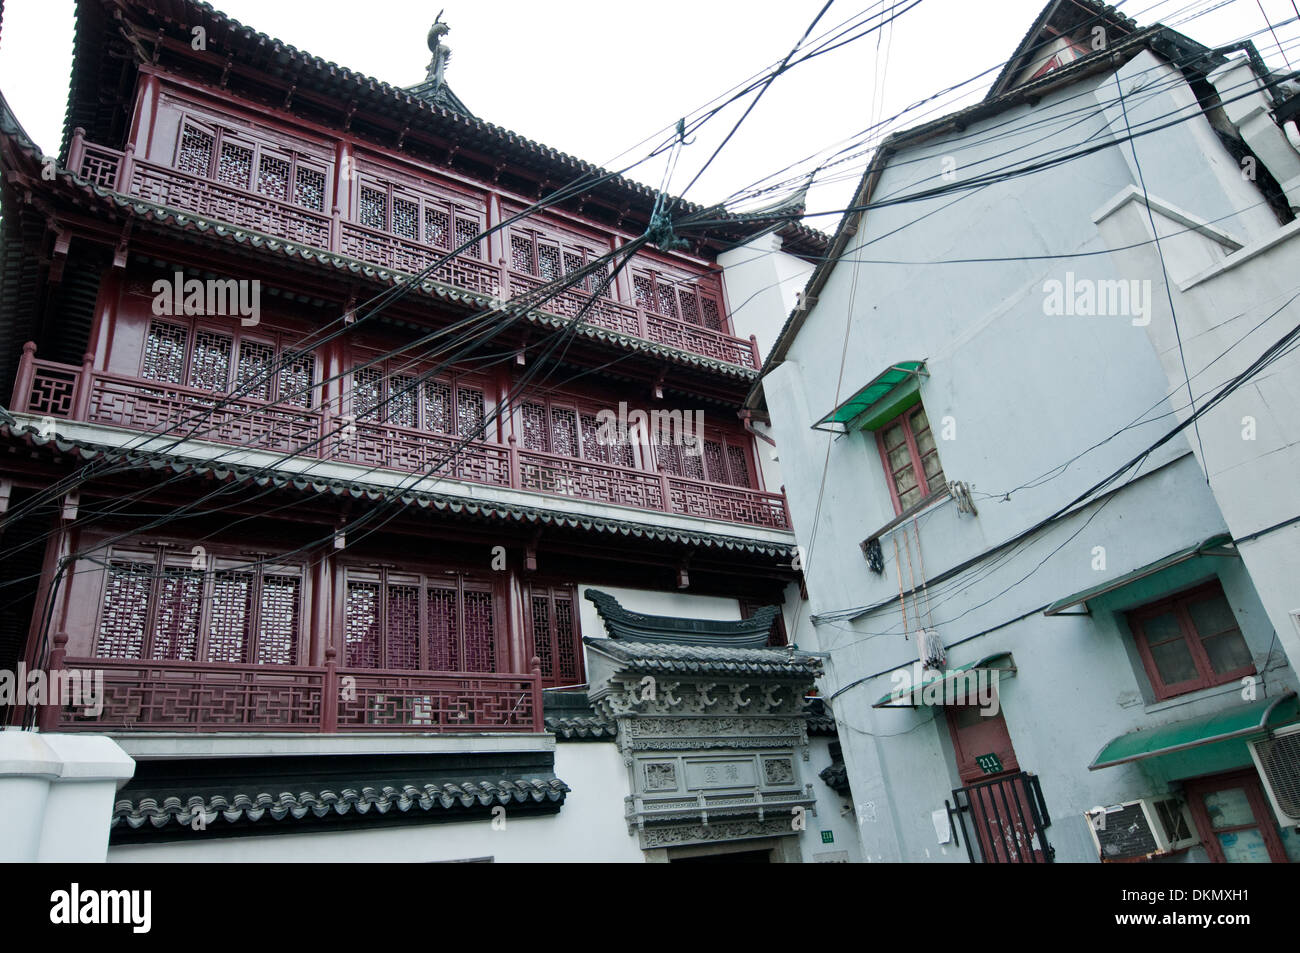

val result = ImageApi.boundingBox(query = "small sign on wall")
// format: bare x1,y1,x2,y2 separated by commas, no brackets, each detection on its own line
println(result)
975,753,1003,775
820,830,834,844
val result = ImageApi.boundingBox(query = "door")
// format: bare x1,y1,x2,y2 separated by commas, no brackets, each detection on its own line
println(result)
947,703,1048,863
1185,770,1298,863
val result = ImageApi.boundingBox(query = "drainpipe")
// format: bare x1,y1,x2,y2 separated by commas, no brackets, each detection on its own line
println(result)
1207,52,1300,211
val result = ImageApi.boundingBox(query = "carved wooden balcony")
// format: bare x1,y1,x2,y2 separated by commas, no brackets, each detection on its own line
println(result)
67,133,762,370
44,655,543,734
13,345,792,530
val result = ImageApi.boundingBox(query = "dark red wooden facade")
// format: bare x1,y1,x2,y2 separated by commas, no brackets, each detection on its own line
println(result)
0,0,814,736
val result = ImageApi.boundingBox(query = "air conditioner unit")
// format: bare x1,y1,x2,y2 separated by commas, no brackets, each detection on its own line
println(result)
1249,721,1300,829
1085,796,1199,861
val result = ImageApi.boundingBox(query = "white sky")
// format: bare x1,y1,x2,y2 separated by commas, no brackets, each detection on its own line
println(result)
1,0,1297,231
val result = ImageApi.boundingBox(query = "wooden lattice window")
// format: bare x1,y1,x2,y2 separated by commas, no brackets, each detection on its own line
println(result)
94,547,304,664
655,429,755,488
632,268,726,330
141,318,316,405
354,175,483,256
174,118,329,212
528,583,584,688
518,396,629,465
508,227,608,296
348,356,487,437
343,568,500,672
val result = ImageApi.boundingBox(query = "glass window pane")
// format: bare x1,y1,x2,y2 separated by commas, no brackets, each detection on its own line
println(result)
1201,631,1253,674
1141,611,1184,646
1150,637,1199,686
1203,787,1256,829
1216,829,1272,862
1187,594,1239,638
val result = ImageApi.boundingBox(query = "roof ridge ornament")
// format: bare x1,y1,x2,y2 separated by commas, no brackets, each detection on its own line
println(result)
425,11,452,86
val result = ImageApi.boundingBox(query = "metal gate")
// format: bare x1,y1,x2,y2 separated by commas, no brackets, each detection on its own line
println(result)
947,771,1054,863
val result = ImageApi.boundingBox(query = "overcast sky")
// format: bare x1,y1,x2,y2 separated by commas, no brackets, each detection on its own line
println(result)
1,0,1296,229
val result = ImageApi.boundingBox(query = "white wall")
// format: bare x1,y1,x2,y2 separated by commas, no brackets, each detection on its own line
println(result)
761,50,1299,862
108,742,644,863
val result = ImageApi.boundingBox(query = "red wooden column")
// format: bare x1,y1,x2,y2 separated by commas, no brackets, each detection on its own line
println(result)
332,140,354,254
11,342,36,412
505,565,530,674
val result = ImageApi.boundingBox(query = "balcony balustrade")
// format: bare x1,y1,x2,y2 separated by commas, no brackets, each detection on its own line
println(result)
39,647,543,734
67,133,761,370
12,344,791,529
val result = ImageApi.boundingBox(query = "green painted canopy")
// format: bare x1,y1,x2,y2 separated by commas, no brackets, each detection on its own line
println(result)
813,361,926,431
872,652,1016,708
1043,534,1235,615
1088,692,1299,770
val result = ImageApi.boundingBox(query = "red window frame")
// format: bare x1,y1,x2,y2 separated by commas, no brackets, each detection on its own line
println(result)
140,316,317,408
354,172,484,258
346,349,490,438
1184,770,1292,863
173,115,330,213
526,581,585,688
1127,580,1256,701
508,226,609,296
630,266,728,334
93,544,307,665
874,404,945,516
340,565,504,673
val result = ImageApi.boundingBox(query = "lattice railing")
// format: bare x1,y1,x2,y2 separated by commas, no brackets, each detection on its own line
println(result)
332,419,512,487
55,658,327,732
23,361,82,417
77,143,123,189
129,161,333,248
339,223,500,294
88,373,322,454
518,449,666,510
336,669,540,732
646,314,757,369
13,348,790,529
667,475,789,528
51,657,542,733
508,270,643,337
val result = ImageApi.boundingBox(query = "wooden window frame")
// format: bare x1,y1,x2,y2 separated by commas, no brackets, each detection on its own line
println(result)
93,544,307,665
141,316,317,407
517,393,639,467
508,226,608,296
525,581,585,688
1184,770,1291,863
346,351,490,437
354,173,484,256
340,564,506,674
875,403,945,517
1127,580,1256,702
631,267,728,333
174,116,330,213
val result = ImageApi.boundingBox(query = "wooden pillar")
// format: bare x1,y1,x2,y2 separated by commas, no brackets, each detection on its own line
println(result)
506,565,529,674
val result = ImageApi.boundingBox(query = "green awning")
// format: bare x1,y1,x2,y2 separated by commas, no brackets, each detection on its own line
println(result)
1042,534,1235,616
813,361,927,432
873,652,1016,708
1089,692,1299,770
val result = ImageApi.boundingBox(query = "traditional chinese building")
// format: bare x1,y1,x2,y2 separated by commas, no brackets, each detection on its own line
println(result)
0,0,858,862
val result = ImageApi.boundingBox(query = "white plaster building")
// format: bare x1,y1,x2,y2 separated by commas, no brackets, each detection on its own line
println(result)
754,0,1300,864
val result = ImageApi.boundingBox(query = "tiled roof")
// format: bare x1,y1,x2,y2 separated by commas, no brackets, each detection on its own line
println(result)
584,637,824,678
63,0,828,259
113,777,570,831
544,715,617,740
804,698,837,736
0,413,796,559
